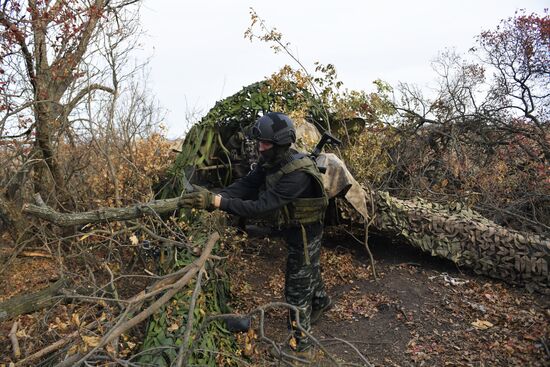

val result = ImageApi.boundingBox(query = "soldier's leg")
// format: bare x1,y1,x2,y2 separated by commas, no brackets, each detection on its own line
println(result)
284,229,315,352
305,224,331,324
310,231,330,311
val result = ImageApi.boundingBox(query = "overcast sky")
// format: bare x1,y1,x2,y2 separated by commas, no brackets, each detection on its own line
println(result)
139,1,547,138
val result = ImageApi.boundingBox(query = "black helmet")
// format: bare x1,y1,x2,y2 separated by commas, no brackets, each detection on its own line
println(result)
249,112,296,146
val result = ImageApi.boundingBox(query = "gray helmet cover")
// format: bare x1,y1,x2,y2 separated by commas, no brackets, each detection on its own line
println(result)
250,112,296,145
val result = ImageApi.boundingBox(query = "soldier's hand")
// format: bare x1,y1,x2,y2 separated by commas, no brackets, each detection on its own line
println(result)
180,190,216,211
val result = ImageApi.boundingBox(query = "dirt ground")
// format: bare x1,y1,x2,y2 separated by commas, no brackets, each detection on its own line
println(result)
227,226,550,366
1,226,548,366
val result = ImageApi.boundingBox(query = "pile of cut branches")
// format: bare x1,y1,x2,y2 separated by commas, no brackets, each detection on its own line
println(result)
0,208,243,366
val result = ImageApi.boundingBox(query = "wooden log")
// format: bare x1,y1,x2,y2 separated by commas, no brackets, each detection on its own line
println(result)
0,278,66,321
23,196,184,227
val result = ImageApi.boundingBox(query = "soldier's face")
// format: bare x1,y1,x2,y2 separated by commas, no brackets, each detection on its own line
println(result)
258,140,274,152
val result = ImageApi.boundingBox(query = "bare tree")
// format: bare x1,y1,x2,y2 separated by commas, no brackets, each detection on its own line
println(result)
390,11,549,232
0,0,143,207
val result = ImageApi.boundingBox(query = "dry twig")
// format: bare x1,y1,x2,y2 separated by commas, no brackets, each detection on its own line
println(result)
9,321,20,360
176,268,205,367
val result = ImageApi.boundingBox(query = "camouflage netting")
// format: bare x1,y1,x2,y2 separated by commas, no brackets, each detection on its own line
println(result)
146,81,329,364
160,80,327,197
318,152,550,292
371,191,550,292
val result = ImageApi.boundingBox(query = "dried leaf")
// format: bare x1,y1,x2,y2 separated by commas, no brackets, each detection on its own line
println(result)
244,337,254,356
82,335,101,348
471,319,493,330
289,337,297,349
72,313,81,327
67,344,79,356
167,322,179,332
129,234,139,245
105,344,116,355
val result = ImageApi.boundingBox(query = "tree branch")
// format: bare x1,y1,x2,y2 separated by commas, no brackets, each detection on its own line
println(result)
0,11,36,90
63,83,115,117
23,195,186,227
73,232,219,366
51,0,107,97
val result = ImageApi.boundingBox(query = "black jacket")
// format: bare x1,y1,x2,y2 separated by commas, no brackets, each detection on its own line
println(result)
218,160,317,218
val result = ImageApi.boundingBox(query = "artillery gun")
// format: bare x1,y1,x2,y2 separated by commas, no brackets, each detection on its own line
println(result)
160,81,550,294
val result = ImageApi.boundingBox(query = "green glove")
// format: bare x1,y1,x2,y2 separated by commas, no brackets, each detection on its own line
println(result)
180,190,216,211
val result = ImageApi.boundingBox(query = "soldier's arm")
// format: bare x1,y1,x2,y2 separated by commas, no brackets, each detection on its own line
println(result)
217,171,313,218
218,165,265,200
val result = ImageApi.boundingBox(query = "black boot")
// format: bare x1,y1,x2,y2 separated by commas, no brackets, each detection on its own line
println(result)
310,297,332,325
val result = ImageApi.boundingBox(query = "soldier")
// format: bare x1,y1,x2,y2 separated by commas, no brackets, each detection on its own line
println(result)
181,112,332,355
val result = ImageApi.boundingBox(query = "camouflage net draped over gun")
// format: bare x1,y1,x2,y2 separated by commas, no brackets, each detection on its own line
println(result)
166,78,549,303
161,81,325,197
369,190,550,292
322,153,549,292
147,81,327,364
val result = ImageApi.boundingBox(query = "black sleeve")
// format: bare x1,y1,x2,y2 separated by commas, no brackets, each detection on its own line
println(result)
218,166,264,200
219,171,313,218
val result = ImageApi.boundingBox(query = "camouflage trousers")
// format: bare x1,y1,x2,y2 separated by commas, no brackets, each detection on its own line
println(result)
283,222,329,351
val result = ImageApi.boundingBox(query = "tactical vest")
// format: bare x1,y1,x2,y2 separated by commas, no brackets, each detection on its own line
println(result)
264,154,329,228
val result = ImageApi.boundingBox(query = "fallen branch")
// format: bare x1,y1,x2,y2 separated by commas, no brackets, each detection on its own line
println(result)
123,263,195,306
23,194,185,227
16,333,74,366
176,268,205,367
15,321,98,367
0,248,52,259
0,278,66,321
18,250,52,258
322,337,373,366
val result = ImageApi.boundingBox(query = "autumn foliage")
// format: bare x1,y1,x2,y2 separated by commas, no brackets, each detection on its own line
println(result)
246,10,549,233
58,133,174,208
387,11,549,233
